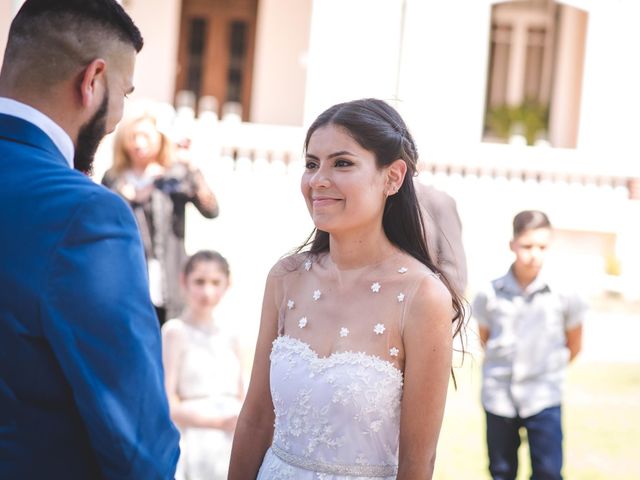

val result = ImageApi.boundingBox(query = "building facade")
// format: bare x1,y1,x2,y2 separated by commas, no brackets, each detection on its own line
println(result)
2,0,640,297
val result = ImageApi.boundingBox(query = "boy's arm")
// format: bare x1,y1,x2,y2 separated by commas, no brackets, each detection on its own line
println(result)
478,325,490,349
563,291,587,362
566,324,583,362
472,289,491,350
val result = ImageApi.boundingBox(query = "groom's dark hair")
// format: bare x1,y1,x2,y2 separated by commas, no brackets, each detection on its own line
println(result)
1,0,143,88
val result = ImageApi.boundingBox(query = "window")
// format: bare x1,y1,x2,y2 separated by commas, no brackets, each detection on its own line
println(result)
483,1,588,148
186,18,207,99
176,0,258,120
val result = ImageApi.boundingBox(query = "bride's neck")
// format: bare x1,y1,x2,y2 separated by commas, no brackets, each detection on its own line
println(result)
328,226,397,270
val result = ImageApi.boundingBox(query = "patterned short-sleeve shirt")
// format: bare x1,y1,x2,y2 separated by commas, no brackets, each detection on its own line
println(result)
472,266,587,418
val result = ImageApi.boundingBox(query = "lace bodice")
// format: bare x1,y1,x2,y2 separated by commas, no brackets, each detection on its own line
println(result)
257,252,436,478
269,335,402,473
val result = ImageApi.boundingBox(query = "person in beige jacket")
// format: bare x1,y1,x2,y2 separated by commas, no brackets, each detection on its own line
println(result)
414,179,467,296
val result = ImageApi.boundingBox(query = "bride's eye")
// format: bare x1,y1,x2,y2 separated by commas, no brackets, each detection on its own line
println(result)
334,159,353,167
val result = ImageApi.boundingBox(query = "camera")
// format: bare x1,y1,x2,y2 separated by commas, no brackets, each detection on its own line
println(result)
154,176,183,195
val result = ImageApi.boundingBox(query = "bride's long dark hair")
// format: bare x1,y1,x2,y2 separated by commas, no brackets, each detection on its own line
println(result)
297,98,466,370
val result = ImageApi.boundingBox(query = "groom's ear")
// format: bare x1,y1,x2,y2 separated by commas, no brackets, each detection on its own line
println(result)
77,58,107,110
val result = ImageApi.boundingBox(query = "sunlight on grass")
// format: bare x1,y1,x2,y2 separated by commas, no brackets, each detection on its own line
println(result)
435,358,640,479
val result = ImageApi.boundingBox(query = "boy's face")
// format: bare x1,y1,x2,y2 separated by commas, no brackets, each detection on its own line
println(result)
510,227,552,276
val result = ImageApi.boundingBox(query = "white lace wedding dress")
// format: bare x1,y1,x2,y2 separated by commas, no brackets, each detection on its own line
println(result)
256,252,429,479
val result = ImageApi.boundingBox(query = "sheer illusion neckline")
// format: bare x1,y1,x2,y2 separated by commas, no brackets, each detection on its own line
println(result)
273,335,404,380
317,249,403,273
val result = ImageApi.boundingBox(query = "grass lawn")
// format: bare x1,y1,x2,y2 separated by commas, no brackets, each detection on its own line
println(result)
434,357,640,479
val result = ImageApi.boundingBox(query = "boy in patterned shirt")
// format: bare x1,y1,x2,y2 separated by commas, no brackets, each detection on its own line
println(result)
473,210,586,480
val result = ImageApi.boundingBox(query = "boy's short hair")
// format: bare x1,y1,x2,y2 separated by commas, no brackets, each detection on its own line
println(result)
513,210,552,238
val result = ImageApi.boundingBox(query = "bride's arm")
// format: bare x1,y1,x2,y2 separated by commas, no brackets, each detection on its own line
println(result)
397,274,454,479
228,265,282,479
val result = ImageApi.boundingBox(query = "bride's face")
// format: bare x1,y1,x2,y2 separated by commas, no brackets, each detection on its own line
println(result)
301,124,388,234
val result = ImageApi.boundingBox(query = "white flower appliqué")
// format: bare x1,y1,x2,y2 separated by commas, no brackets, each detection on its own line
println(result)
397,293,405,303
370,420,383,432
370,282,381,293
298,317,308,329
398,267,408,274
304,259,312,271
373,323,386,335
287,299,295,310
389,347,399,357
339,327,349,338
312,289,322,301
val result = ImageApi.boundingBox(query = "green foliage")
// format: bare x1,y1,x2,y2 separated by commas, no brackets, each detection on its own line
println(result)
486,99,549,146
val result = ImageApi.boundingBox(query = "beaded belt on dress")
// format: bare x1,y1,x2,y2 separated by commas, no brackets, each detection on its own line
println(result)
270,443,398,477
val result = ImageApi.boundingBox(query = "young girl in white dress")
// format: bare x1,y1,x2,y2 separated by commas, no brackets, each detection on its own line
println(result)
161,250,244,480
228,99,465,479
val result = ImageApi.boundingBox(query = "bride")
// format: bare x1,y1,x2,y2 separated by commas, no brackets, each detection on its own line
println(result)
228,98,465,479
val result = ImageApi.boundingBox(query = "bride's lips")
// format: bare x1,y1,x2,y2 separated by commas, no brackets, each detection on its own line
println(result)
312,196,341,207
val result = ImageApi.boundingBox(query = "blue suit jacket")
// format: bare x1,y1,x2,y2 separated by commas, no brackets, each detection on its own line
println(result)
0,114,180,479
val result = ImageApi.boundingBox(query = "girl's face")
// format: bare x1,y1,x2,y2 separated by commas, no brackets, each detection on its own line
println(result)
510,227,552,277
124,118,162,169
182,261,229,313
301,124,389,234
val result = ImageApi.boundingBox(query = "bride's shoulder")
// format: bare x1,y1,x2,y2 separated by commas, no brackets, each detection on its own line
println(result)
396,256,451,309
267,251,316,282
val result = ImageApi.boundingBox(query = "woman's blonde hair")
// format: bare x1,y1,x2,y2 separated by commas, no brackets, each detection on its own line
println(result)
111,113,175,174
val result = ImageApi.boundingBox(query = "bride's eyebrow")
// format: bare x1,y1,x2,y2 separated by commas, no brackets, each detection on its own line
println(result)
305,150,356,160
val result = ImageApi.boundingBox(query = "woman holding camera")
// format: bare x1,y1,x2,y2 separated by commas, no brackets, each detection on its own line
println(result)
102,112,218,325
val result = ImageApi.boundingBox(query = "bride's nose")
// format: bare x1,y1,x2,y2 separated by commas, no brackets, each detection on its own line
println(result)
308,167,331,189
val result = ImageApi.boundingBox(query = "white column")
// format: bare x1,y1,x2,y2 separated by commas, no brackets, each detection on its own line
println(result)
548,6,587,148
125,0,182,104
250,0,312,126
506,19,527,106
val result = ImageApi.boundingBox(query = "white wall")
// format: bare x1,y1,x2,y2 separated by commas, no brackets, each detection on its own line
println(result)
250,0,312,125
124,0,182,105
303,0,404,124
578,0,640,161
397,0,492,158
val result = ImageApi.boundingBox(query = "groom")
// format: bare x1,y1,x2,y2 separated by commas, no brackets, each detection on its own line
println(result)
0,1,179,479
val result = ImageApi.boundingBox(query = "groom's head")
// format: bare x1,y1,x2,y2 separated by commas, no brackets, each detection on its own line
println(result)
0,0,144,174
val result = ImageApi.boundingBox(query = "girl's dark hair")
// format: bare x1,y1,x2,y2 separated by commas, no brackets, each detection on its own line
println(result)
183,250,230,279
298,98,466,366
513,210,552,238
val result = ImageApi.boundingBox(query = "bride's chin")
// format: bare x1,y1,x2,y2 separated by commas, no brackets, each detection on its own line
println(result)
311,219,334,233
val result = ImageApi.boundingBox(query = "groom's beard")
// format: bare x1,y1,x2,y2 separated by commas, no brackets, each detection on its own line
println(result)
74,91,109,176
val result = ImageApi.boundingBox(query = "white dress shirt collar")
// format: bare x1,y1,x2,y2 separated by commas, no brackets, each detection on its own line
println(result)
0,97,75,168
